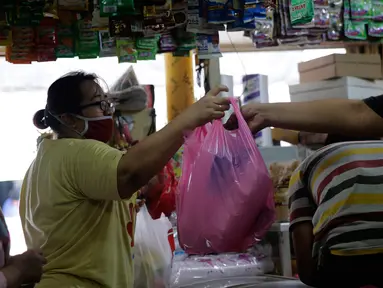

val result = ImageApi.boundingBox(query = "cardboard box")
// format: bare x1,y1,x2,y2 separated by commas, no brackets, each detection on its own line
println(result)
289,76,383,102
298,54,382,83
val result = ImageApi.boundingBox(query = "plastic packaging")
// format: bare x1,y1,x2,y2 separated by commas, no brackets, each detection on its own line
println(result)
207,0,236,24
177,98,275,255
134,205,172,288
170,248,274,288
344,19,367,39
116,38,137,63
289,0,315,25
196,32,222,59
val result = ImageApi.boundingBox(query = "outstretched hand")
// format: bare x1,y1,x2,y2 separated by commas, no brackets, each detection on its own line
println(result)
179,85,230,130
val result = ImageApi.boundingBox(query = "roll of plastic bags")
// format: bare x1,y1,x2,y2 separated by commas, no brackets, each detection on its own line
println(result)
134,205,172,288
177,98,275,254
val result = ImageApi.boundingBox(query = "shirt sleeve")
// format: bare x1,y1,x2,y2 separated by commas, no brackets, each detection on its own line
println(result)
363,95,383,118
69,139,125,201
288,168,316,232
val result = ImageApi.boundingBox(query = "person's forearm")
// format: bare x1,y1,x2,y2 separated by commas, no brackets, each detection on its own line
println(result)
259,98,382,136
120,117,185,195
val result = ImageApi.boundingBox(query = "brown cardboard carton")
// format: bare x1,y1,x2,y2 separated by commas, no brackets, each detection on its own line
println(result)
298,54,382,83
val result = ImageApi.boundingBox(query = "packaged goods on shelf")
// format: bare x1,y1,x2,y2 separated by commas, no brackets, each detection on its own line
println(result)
269,160,300,222
290,76,383,102
298,54,382,83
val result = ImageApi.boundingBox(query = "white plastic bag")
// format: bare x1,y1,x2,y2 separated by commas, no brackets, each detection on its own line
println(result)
134,205,172,288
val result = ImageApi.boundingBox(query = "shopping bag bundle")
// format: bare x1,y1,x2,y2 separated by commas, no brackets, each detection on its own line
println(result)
177,98,275,254
134,205,172,288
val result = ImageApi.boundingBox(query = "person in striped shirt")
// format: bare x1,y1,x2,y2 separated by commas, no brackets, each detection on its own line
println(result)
225,95,383,287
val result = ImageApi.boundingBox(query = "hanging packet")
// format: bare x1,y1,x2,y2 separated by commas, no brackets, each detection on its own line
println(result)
372,0,383,21
117,38,138,63
196,32,222,59
344,19,367,39
350,0,372,19
207,0,236,23
99,29,116,57
289,0,315,25
177,98,275,254
368,21,383,36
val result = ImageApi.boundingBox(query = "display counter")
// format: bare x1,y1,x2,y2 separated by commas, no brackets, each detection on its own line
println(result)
269,222,292,277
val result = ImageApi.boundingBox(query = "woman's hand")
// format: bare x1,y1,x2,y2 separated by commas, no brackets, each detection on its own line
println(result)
5,249,46,286
177,85,230,130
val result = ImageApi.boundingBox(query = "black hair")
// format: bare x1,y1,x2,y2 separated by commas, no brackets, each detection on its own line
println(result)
33,71,98,131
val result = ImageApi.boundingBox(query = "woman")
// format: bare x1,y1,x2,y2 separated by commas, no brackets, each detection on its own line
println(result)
20,71,229,288
226,96,383,287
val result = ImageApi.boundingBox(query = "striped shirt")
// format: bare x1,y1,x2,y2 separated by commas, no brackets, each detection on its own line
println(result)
288,141,383,257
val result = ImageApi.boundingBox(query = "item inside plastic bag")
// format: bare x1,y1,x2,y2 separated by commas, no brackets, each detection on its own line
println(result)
177,98,275,254
134,205,173,288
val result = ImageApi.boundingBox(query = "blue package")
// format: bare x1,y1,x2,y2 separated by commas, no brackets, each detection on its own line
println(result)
207,0,237,23
243,1,266,23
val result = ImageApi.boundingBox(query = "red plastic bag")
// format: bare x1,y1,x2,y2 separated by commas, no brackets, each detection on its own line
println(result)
177,98,275,254
145,162,178,219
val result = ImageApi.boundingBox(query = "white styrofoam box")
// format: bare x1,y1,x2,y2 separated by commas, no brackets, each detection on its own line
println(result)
241,74,272,146
289,77,383,102
242,74,269,104
220,74,234,97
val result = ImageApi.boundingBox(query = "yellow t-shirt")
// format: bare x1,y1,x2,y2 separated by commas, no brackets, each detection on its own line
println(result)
19,138,137,288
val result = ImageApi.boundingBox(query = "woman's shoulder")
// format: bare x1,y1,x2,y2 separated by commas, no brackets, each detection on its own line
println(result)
38,138,120,158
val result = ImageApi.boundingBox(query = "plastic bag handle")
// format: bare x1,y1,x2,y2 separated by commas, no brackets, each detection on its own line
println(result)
228,97,247,129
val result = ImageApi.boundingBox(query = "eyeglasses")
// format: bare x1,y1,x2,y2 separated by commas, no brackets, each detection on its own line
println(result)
78,100,115,114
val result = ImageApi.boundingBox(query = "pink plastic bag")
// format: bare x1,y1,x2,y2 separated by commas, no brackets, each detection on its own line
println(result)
177,98,275,254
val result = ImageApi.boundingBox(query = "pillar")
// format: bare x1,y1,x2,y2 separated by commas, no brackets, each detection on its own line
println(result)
164,52,195,122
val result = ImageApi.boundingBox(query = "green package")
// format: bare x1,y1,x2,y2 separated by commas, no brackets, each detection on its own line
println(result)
289,0,315,26
100,0,135,17
117,38,138,63
344,19,367,40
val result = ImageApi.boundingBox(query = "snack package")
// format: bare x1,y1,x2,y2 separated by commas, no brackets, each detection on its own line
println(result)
289,0,315,25
206,0,236,24
100,0,135,17
368,20,383,36
372,0,383,21
99,29,116,57
350,0,372,19
196,32,222,59
159,33,177,52
187,0,225,33
344,19,367,39
116,38,138,63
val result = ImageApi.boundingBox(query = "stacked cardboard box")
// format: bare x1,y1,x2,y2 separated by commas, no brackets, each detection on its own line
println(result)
289,54,383,103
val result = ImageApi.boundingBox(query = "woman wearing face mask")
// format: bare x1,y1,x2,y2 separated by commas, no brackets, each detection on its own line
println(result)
20,71,230,288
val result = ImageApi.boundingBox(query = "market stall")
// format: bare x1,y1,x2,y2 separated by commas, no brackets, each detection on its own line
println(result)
2,0,383,287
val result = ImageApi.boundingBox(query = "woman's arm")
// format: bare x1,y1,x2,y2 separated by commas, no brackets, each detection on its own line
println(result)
117,86,229,199
228,97,383,137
